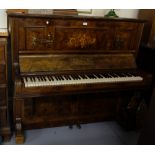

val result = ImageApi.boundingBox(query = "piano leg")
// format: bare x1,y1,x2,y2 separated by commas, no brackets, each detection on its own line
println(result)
14,98,25,144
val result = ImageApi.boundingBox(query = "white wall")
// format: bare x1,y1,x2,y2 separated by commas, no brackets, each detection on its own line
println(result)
116,9,139,18
0,9,139,30
89,9,139,18
0,9,7,29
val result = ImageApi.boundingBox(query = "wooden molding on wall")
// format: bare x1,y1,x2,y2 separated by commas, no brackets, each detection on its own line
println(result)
6,9,28,14
53,9,78,15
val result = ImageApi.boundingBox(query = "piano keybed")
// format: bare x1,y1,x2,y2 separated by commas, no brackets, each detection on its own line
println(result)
22,72,143,88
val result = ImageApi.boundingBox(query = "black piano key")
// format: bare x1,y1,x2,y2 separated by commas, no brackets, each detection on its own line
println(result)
37,76,40,81
79,74,86,79
71,75,76,80
68,75,72,80
41,76,45,81
104,73,111,78
92,74,97,79
84,74,88,79
70,75,75,79
126,73,137,77
38,77,41,81
87,74,94,79
58,76,62,80
60,76,64,80
30,77,33,81
32,77,35,82
96,74,104,78
109,73,118,77
123,73,130,77
74,75,78,80
114,73,124,77
25,77,28,82
55,75,59,81
43,76,47,81
77,75,82,79
75,74,80,80
50,76,54,81
57,76,62,80
64,75,69,80
48,76,52,81
30,76,34,82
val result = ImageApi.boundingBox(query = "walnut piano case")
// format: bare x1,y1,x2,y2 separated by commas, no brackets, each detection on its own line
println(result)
8,13,152,144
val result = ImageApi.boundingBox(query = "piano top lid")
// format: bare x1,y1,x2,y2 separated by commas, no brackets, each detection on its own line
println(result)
7,12,147,23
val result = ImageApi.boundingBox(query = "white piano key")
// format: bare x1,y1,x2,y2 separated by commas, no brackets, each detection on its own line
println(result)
23,73,143,88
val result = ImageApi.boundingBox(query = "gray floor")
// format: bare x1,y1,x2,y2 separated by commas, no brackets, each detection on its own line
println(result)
3,121,140,145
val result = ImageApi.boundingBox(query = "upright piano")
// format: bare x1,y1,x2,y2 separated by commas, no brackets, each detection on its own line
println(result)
7,13,152,144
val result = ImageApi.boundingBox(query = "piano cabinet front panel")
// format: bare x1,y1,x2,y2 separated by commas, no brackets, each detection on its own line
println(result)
20,91,146,130
16,17,140,52
22,95,73,129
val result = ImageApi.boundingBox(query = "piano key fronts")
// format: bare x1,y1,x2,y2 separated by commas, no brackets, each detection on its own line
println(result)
8,13,152,144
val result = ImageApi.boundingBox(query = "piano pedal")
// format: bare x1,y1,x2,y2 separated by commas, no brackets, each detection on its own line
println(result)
76,123,81,129
69,125,73,129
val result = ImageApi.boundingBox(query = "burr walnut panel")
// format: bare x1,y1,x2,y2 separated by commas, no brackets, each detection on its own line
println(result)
19,54,136,73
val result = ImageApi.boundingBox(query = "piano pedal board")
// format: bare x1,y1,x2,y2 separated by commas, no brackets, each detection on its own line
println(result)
76,124,81,129
69,125,73,129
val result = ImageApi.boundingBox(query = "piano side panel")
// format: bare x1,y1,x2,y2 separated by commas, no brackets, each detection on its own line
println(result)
19,54,137,73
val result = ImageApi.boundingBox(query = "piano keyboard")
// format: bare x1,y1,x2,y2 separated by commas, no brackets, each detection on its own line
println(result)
22,72,143,88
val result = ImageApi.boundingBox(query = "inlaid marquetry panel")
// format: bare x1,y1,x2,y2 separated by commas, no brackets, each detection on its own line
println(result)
54,27,113,50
